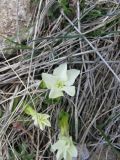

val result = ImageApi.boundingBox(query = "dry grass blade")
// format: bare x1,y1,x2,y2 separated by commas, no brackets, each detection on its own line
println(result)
0,0,120,159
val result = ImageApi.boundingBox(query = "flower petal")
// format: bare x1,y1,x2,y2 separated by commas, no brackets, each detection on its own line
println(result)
51,140,64,152
53,63,67,81
39,123,45,130
69,145,78,157
42,119,51,127
63,86,75,96
51,136,77,160
64,152,72,160
56,150,63,160
49,89,63,98
32,113,51,130
33,119,38,126
41,113,50,119
66,69,80,86
42,73,57,89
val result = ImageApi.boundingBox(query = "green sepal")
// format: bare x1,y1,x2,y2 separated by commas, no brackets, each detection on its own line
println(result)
39,80,47,89
58,111,69,136
23,102,35,116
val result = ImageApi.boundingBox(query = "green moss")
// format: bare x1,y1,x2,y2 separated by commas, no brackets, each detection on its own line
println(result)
85,16,120,38
82,9,104,22
86,27,106,37
80,0,85,12
58,0,74,15
105,17,120,29
48,3,60,20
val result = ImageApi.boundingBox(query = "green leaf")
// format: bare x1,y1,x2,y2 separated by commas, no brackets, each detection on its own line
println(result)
58,0,72,15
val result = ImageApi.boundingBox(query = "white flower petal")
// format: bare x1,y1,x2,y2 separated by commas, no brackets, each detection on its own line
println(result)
33,119,38,126
49,89,63,98
63,149,67,160
32,113,51,130
53,63,67,81
56,150,63,160
42,73,57,89
41,113,50,119
51,140,65,152
69,145,78,157
32,116,36,121
39,123,45,130
63,86,75,96
42,119,51,127
52,136,77,160
66,69,80,86
64,152,72,160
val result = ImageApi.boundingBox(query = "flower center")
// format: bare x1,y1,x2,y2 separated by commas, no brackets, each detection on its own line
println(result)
56,80,65,89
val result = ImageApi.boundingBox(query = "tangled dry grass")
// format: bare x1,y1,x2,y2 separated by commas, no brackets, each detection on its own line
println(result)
0,0,120,159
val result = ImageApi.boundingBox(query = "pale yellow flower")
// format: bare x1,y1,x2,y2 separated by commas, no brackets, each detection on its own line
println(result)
51,135,77,160
24,104,51,130
42,63,80,98
32,112,51,130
